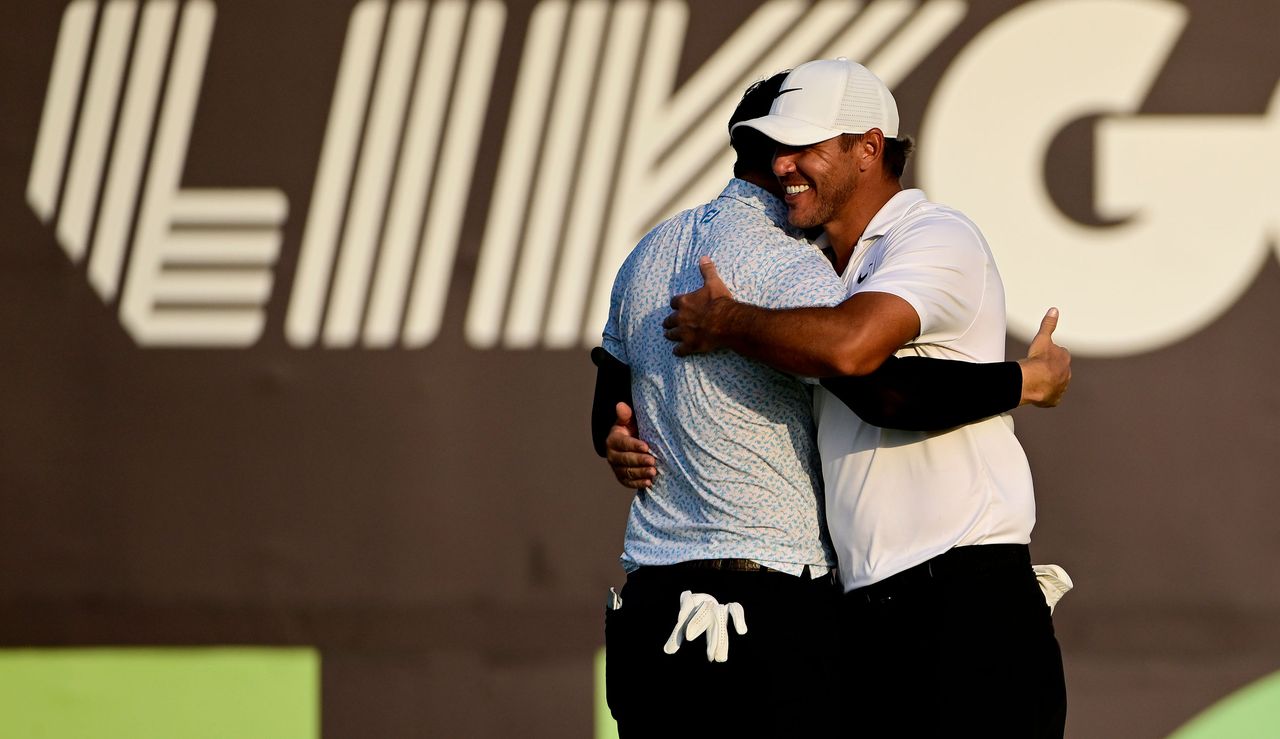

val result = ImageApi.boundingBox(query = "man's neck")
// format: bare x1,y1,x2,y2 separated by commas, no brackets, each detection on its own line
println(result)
738,170,785,201
825,178,902,274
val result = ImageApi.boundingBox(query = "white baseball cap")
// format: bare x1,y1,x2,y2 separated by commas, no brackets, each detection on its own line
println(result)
731,57,899,145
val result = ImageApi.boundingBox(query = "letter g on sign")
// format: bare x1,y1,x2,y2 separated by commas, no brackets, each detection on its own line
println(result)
919,0,1279,357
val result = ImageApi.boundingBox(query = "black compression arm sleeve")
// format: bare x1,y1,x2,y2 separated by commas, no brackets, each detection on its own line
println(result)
820,356,1022,431
591,347,633,457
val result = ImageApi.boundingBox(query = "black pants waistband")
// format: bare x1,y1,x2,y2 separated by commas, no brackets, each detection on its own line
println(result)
663,558,780,573
628,560,837,591
632,559,834,577
845,544,1030,605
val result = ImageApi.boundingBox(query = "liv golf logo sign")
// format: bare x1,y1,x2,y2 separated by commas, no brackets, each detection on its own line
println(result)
26,0,1280,354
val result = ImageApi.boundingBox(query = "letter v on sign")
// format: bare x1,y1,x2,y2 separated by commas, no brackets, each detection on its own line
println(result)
466,0,967,351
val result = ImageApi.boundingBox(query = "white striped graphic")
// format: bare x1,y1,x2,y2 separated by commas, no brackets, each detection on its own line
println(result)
646,0,967,256
324,0,428,346
578,0,685,348
25,1,1278,356
286,0,506,348
653,0,943,225
502,0,609,349
464,0,570,349
866,0,966,84
286,0,386,347
578,0,967,348
400,0,505,347
28,0,961,349
27,0,97,221
90,0,178,300
121,0,288,346
57,0,136,260
644,0,862,246
28,0,289,347
364,0,466,347
542,0,647,348
465,0,967,350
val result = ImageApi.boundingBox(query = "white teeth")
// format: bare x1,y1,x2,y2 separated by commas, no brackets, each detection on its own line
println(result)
785,185,809,195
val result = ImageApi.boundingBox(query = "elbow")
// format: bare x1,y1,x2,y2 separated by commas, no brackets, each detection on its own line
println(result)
821,339,887,377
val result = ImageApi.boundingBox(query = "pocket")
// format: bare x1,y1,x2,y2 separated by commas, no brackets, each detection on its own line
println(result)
604,600,627,721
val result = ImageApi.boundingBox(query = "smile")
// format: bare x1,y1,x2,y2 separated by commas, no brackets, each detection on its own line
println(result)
785,184,810,195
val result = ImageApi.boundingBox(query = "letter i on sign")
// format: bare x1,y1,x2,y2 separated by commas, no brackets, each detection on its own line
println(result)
286,0,506,349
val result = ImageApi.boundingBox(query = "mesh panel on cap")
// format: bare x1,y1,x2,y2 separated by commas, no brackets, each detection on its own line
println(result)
837,85,885,132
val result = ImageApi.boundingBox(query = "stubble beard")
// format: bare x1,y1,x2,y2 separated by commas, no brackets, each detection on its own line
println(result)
789,174,856,231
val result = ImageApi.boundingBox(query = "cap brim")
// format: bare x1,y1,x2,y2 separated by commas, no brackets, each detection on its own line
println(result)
731,114,843,147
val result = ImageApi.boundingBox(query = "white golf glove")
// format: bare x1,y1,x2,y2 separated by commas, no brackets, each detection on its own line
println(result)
1033,564,1074,614
663,590,748,663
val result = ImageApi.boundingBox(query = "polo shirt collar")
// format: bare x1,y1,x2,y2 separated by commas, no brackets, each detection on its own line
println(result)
859,188,926,242
719,178,794,232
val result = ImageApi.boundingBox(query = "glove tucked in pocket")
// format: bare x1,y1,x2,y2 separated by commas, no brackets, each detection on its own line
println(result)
663,590,747,663
1032,564,1073,614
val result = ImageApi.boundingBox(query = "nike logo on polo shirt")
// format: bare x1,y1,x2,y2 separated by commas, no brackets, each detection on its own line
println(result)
857,267,873,284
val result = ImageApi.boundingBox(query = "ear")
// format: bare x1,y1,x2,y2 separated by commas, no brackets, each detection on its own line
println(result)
858,129,885,173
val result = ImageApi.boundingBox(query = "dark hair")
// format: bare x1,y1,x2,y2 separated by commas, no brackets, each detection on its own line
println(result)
837,132,915,179
883,135,915,179
729,71,789,178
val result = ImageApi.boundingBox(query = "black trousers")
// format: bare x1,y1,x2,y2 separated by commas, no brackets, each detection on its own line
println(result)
836,544,1067,738
605,564,838,737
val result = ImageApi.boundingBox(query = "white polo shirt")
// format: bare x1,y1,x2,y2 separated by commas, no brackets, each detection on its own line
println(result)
814,189,1036,592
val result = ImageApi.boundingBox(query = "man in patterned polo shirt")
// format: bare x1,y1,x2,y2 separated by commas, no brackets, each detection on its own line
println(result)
598,73,846,736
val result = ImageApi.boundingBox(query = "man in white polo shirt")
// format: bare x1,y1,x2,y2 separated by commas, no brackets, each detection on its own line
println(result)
663,58,1067,736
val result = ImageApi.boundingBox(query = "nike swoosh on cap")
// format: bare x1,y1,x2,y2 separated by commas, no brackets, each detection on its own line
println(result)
775,88,803,97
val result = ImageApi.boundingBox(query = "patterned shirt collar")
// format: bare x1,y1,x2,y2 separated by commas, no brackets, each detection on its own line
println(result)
718,178,797,234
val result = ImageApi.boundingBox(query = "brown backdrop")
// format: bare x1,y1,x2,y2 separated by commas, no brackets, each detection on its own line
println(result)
2,1,1278,736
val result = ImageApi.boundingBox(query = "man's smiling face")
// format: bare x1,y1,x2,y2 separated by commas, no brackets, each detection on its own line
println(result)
773,135,857,230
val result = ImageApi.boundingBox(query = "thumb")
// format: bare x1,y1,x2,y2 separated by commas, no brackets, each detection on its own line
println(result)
613,402,634,430
1031,307,1059,350
698,256,725,291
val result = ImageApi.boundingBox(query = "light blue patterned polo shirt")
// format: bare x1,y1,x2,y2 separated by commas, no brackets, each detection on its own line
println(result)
602,179,847,575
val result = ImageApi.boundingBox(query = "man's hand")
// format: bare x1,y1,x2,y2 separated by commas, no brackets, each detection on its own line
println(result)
663,257,734,356
1017,307,1072,407
606,402,657,489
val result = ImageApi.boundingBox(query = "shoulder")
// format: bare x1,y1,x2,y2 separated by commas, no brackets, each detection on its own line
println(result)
900,200,985,242
643,206,700,243
712,223,823,280
883,200,990,262
622,208,697,268
706,201,806,257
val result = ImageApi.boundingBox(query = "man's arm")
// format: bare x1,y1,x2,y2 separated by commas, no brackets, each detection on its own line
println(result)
594,305,1070,490
824,357,1021,430
822,306,1070,430
591,348,657,489
663,258,917,377
590,347,631,457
